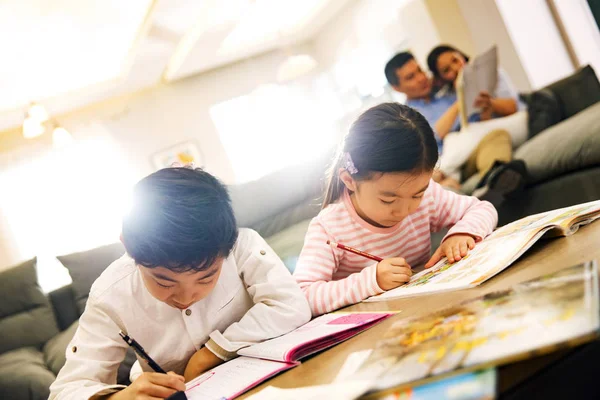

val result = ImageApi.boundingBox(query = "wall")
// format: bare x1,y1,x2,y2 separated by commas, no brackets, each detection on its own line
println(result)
457,0,532,91
424,0,475,58
495,0,574,89
0,46,314,270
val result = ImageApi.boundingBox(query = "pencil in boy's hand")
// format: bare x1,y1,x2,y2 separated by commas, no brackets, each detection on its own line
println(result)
327,240,383,262
119,330,166,374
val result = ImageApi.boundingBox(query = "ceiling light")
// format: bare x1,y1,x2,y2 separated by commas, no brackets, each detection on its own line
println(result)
27,103,49,123
22,117,46,139
276,54,318,83
52,127,74,148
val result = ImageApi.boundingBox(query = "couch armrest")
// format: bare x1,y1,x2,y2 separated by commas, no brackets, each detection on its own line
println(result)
48,285,80,332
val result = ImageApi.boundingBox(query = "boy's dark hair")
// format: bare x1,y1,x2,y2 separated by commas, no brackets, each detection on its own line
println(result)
323,103,438,208
122,167,238,272
427,44,470,80
384,52,415,86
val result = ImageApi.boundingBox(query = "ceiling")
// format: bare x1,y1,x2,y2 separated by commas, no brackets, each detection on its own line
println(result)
0,0,352,132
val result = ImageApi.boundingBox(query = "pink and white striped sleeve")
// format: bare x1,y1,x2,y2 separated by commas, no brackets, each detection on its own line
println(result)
293,218,384,316
429,181,498,241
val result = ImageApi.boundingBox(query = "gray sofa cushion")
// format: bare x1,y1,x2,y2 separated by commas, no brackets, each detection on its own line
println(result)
515,101,600,185
57,243,126,314
264,218,312,272
0,347,55,400
521,65,600,138
229,149,332,232
43,321,79,376
0,259,60,354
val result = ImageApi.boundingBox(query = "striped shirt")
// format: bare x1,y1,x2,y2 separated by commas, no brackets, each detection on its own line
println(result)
293,181,498,316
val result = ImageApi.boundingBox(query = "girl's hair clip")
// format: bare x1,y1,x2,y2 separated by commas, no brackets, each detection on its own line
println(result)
343,152,358,175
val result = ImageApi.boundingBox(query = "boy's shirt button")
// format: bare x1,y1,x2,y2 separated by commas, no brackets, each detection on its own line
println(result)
185,309,192,316
260,250,266,255
71,346,77,353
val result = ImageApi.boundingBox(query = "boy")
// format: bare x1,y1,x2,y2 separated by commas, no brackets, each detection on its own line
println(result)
49,167,311,399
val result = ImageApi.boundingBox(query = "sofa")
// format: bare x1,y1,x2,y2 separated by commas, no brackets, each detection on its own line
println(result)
1,70,599,400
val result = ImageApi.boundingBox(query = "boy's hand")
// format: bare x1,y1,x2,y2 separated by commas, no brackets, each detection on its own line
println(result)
184,347,223,382
425,234,476,268
108,371,185,399
376,257,412,291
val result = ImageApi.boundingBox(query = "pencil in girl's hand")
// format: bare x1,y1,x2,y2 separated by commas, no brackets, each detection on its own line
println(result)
327,240,383,262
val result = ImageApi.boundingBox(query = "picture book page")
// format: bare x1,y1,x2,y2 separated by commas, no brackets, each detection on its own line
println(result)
354,261,599,392
238,313,390,362
490,200,600,240
365,229,543,302
184,356,295,400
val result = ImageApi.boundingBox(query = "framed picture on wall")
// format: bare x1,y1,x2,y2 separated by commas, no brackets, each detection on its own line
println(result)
151,140,204,170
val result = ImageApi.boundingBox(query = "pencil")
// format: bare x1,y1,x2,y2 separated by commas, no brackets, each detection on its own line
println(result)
327,240,383,262
119,330,166,373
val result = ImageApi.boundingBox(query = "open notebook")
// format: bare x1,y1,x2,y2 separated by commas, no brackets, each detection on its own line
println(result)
179,312,391,400
351,260,600,395
365,200,600,302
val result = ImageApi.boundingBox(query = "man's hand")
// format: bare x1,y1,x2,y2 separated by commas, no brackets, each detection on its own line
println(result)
184,347,223,382
425,234,476,269
107,371,185,400
376,257,412,291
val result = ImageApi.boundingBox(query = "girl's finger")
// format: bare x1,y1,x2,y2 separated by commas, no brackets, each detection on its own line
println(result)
459,241,468,256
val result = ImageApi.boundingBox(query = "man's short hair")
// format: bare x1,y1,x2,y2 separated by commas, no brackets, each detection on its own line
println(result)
122,167,238,273
384,52,415,87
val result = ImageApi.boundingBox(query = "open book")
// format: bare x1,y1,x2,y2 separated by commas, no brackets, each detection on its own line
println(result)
456,45,498,127
350,260,600,395
180,312,391,400
365,200,600,302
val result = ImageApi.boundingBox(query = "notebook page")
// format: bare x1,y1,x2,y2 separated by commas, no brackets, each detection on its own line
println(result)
238,313,389,362
185,356,295,400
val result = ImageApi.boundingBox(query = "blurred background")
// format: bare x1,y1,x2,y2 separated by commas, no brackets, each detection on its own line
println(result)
0,0,599,291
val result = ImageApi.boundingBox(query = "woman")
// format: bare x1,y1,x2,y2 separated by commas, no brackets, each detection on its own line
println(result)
421,44,528,204
426,44,522,138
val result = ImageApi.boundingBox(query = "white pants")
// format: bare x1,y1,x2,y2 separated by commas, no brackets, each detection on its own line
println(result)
439,111,529,179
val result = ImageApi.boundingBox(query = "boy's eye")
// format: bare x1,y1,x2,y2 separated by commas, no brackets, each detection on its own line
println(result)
380,199,395,205
156,281,174,289
196,280,213,286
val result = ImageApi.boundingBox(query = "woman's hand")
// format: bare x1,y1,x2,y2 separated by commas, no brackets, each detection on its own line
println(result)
474,91,493,120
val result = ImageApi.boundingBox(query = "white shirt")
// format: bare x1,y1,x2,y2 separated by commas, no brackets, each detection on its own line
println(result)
49,229,311,400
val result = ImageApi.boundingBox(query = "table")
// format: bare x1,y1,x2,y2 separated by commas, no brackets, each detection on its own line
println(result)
241,221,600,399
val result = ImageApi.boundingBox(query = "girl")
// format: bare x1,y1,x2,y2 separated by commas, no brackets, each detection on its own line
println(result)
293,103,498,316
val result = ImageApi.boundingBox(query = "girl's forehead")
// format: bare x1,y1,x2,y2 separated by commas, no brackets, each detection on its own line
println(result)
368,171,432,194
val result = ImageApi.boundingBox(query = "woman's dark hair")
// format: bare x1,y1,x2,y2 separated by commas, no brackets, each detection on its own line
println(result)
322,103,439,208
427,44,470,81
122,167,238,272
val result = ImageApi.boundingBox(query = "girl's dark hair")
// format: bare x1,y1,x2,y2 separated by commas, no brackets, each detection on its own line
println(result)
427,44,470,81
322,103,438,208
122,167,238,272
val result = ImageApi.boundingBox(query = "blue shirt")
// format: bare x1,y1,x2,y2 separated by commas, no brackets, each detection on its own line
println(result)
407,69,526,154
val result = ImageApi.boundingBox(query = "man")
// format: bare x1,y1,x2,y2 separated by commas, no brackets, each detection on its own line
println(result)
384,52,527,205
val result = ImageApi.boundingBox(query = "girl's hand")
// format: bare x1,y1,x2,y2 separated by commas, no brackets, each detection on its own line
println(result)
376,257,412,291
425,234,476,268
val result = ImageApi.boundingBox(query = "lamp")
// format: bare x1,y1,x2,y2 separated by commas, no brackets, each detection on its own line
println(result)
22,117,46,139
276,53,318,83
22,102,50,139
52,126,73,148
28,103,49,123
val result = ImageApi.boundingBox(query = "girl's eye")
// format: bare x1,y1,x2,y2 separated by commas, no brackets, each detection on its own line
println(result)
380,199,395,205
156,281,173,289
413,195,424,200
